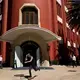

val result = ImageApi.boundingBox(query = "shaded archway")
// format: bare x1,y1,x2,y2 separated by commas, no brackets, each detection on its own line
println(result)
20,40,41,67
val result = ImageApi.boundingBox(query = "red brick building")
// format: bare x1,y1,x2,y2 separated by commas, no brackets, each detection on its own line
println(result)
0,0,80,67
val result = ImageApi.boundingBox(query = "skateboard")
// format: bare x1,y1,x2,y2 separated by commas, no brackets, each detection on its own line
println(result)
24,75,37,80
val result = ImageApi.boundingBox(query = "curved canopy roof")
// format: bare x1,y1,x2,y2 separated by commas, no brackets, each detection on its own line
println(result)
0,26,61,43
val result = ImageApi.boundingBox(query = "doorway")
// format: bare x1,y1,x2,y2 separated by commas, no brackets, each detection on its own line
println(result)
20,41,41,67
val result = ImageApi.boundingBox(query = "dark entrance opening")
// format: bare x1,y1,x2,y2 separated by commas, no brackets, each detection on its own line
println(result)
20,41,40,67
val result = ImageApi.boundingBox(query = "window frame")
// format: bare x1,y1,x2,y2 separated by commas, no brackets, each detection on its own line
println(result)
22,6,38,25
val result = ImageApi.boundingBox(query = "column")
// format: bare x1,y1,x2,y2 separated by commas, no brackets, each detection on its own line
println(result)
51,0,58,60
61,0,67,44
14,46,23,67
1,0,8,61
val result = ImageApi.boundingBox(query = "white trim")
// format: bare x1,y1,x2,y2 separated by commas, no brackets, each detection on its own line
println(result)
76,32,79,35
18,3,41,27
66,23,71,29
72,29,75,33
56,0,62,5
15,46,23,67
64,6,68,12
67,41,71,47
73,42,76,48
57,15,63,23
66,23,69,28
0,14,2,21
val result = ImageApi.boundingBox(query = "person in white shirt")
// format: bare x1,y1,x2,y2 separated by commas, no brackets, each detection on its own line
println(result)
72,54,77,68
0,55,3,69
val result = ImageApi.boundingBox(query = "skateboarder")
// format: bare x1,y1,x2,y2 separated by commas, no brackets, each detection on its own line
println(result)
25,53,40,77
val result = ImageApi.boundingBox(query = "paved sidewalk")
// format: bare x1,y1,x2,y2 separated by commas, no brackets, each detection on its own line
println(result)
0,65,80,80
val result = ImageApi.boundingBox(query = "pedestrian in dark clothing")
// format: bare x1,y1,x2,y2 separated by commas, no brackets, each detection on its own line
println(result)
25,53,40,77
0,55,3,69
69,54,73,66
72,54,77,68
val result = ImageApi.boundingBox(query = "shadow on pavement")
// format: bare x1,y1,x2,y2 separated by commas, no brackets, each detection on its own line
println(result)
14,74,37,80
24,75,37,80
68,70,77,72
14,74,24,77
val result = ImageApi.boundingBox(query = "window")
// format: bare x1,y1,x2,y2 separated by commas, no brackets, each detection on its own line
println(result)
0,2,3,15
64,0,68,6
56,2,62,17
58,22,63,37
0,4,1,15
22,6,38,24
67,28,70,40
0,21,2,35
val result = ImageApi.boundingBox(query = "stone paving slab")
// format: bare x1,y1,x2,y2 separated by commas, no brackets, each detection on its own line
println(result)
0,65,80,80
60,73,80,80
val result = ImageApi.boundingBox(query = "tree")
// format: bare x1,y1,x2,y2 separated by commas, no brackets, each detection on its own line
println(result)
67,0,80,31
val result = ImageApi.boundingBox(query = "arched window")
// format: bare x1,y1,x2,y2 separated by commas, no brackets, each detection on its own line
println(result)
22,6,38,24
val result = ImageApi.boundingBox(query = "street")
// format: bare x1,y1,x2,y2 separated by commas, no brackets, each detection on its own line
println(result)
0,65,80,80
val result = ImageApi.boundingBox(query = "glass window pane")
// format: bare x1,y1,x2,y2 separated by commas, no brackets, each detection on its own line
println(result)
30,12,33,24
26,12,29,24
22,7,38,24
22,12,26,24
35,13,38,24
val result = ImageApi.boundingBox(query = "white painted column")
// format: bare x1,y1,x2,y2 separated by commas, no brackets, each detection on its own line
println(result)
36,48,40,67
14,46,23,67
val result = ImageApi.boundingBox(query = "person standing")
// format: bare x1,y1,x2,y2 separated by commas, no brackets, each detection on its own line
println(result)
0,55,3,69
25,53,40,77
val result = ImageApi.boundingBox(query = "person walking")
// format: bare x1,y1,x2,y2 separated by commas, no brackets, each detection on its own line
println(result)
72,54,77,68
0,55,3,69
25,53,40,77
69,54,73,66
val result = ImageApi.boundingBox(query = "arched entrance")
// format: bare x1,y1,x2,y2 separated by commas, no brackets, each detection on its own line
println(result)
20,40,41,67
0,25,61,67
